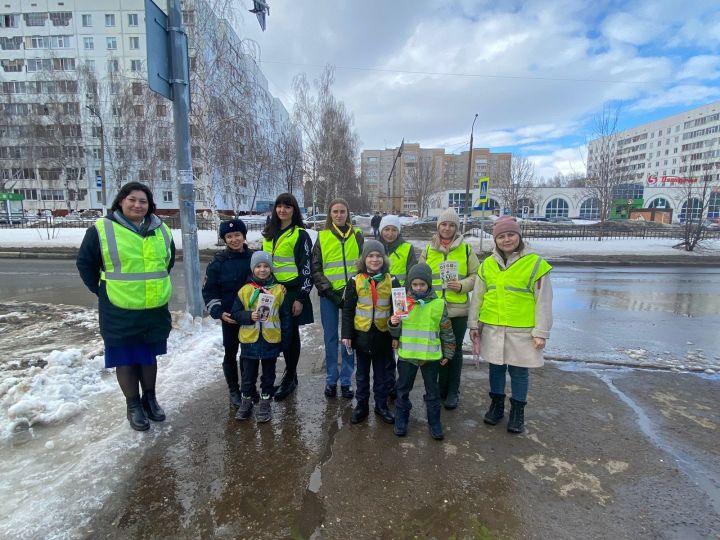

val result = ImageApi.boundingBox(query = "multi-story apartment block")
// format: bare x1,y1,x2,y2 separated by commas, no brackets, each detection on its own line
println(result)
361,144,510,215
0,0,299,215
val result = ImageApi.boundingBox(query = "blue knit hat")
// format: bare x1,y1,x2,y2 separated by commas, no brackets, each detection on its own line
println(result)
219,219,247,239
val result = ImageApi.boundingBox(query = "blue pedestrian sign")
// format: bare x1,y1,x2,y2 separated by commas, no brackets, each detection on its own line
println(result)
477,177,489,203
96,175,102,188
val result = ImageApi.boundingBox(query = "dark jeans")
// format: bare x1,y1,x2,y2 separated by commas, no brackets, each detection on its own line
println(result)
355,340,393,405
489,363,530,402
240,356,277,397
439,316,467,399
395,360,441,414
221,321,240,392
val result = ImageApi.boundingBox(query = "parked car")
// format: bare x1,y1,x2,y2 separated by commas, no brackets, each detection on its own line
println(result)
524,216,549,222
416,216,438,224
548,216,574,224
702,218,720,230
305,213,327,227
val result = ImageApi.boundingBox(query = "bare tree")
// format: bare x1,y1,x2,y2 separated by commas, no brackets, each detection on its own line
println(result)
272,123,303,194
405,154,442,217
676,154,720,251
492,155,538,216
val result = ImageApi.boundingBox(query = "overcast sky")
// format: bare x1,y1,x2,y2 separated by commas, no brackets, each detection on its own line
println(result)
235,0,720,181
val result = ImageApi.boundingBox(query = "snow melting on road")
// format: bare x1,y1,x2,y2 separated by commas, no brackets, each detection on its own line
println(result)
0,308,228,539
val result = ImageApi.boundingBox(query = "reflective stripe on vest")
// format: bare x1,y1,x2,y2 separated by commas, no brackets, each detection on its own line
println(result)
389,242,412,285
96,217,172,310
263,226,300,283
424,243,469,304
398,298,444,361
237,283,286,344
319,228,360,290
478,254,552,328
353,274,392,332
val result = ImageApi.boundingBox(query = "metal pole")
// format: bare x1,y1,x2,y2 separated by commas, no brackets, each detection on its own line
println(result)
463,113,478,235
167,0,203,317
99,121,107,215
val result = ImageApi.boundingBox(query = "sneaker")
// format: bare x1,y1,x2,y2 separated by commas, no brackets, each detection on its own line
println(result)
340,385,354,399
235,395,253,421
255,395,273,423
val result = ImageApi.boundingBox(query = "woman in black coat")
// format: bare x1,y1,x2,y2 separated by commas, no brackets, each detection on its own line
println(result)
77,182,175,431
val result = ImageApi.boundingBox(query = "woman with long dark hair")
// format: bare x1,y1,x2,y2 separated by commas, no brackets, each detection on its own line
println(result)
77,182,175,431
262,192,314,400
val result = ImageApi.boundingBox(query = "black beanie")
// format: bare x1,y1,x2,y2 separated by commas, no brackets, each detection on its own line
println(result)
406,263,433,289
219,219,247,239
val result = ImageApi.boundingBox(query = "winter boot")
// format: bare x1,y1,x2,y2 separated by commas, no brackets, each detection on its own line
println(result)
443,393,459,410
126,396,150,431
427,405,444,441
235,395,254,421
255,395,273,423
507,398,526,434
141,390,166,422
483,393,506,425
324,383,337,398
351,400,370,424
274,372,298,401
340,385,355,399
394,408,410,437
229,389,243,408
374,402,395,424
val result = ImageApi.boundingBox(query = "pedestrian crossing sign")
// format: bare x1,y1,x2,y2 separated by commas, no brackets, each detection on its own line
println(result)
477,177,489,203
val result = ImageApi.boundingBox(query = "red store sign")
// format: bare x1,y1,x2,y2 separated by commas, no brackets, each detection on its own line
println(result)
647,175,698,185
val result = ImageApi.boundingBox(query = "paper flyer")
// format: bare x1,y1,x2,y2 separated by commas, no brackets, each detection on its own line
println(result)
391,287,409,319
255,293,274,322
439,260,458,288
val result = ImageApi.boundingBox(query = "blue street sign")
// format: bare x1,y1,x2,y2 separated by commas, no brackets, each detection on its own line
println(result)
145,0,172,100
96,175,102,188
478,177,489,203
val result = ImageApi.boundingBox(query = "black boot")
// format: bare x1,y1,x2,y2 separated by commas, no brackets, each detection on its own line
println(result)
141,390,166,422
324,383,337,398
374,403,395,424
483,393,505,425
427,405,444,441
340,385,355,399
443,393,459,410
126,396,150,431
274,371,298,401
351,400,369,424
229,389,243,408
507,398,526,434
394,407,410,437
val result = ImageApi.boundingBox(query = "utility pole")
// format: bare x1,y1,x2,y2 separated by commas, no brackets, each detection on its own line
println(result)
387,139,404,214
167,0,202,317
86,104,107,215
463,113,478,235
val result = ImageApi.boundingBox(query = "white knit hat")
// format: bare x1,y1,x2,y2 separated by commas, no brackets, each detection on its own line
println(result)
437,208,460,230
379,214,401,233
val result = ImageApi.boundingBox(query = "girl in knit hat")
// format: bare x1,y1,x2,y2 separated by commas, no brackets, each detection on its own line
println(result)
230,251,292,424
341,240,400,425
468,216,553,434
419,207,480,411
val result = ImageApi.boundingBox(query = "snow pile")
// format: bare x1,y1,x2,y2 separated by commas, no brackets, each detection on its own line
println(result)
622,347,718,374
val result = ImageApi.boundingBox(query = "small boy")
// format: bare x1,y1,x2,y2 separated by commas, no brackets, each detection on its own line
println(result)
388,263,455,440
231,251,291,423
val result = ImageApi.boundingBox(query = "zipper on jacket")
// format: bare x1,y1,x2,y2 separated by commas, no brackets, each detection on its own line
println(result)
341,238,349,283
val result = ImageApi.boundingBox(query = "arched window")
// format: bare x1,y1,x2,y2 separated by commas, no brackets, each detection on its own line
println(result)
612,183,644,200
515,198,534,217
579,198,600,220
679,198,702,223
545,198,569,218
647,197,671,209
708,193,720,219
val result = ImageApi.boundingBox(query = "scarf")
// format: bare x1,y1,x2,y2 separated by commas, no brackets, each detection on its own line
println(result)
361,272,385,305
246,276,277,308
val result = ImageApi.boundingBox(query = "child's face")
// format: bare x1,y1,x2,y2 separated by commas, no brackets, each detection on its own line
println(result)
381,226,399,243
366,252,383,273
224,231,245,251
253,262,271,280
410,279,428,294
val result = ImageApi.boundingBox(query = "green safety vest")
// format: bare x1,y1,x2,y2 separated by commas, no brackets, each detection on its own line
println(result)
478,254,552,328
263,226,300,283
353,273,392,332
424,243,469,304
95,218,172,310
398,298,445,361
319,228,361,291
388,242,412,285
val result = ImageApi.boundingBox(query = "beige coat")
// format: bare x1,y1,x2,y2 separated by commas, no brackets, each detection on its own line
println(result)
419,233,479,318
467,248,553,368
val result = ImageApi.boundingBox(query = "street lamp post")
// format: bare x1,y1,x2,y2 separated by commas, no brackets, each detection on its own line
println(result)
86,104,107,215
463,113,478,234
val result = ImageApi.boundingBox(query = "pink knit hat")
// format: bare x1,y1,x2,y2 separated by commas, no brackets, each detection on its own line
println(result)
492,216,522,238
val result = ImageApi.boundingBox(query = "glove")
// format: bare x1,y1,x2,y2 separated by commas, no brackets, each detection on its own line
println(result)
209,305,222,319
328,289,344,308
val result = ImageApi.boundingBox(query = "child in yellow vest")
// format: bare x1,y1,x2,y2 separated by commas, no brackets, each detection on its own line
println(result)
341,240,400,425
388,263,456,440
231,251,291,423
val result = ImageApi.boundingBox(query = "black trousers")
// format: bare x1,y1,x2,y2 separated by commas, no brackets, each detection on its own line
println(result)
221,320,240,392
354,330,393,405
240,356,277,397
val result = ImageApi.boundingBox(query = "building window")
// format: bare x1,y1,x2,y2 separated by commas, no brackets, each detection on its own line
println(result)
53,57,75,71
105,13,115,26
92,147,101,159
96,191,102,203
26,58,52,72
106,36,117,50
129,36,139,49
113,126,123,139
130,59,142,72
81,14,91,27
161,170,171,181
132,82,142,95
157,104,167,117
24,12,47,26
647,197,670,209
163,190,173,202
85,59,95,70
0,14,18,28
108,59,119,73
545,198,569,218
133,104,144,117
182,10,195,25
679,198,702,223
49,12,72,26
83,36,93,50
29,35,49,48
128,13,138,26
708,193,720,219
51,35,71,48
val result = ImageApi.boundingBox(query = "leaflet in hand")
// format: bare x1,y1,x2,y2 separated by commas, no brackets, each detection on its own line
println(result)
391,287,409,319
439,260,458,288
255,293,274,322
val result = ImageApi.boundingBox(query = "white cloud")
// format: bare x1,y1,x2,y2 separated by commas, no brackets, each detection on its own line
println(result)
529,146,587,181
631,85,720,111
677,55,720,81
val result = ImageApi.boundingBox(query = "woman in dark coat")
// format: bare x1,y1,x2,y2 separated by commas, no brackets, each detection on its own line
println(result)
77,182,175,431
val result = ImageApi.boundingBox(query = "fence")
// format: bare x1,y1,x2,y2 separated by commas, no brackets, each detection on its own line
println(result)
0,215,268,231
468,223,720,241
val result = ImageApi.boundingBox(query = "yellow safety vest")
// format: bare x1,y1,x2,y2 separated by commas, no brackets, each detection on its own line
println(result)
424,243,469,304
319,228,361,290
478,254,552,328
398,298,445,361
95,218,172,310
353,273,392,332
388,242,412,285
237,283,286,344
263,226,300,283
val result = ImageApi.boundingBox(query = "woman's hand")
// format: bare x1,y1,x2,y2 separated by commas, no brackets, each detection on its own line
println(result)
469,328,480,342
221,312,237,324
440,358,449,366
533,337,546,350
391,339,399,350
292,300,303,317
341,338,352,348
445,280,462,292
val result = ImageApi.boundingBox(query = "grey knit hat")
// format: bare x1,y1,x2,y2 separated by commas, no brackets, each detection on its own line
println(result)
437,208,460,230
361,239,385,259
250,250,273,272
406,263,433,289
